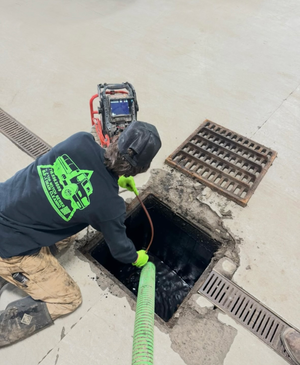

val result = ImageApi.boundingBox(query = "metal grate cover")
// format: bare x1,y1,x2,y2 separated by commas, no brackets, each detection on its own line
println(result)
165,120,277,207
0,108,51,159
199,271,297,364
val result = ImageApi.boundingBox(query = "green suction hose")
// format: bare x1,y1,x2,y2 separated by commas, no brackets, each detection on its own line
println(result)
132,262,156,365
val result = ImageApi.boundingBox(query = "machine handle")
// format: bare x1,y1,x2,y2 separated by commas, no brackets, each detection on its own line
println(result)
107,84,127,90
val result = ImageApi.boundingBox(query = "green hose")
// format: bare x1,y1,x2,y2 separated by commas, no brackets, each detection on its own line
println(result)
132,262,156,365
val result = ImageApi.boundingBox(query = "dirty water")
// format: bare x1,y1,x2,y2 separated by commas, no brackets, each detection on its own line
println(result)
91,194,219,321
117,254,191,322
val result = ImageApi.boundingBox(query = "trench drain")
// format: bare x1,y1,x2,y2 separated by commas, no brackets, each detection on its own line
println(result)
165,120,277,207
0,108,51,159
199,270,297,364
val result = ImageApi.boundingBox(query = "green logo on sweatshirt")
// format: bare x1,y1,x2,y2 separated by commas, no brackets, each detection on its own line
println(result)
37,154,94,221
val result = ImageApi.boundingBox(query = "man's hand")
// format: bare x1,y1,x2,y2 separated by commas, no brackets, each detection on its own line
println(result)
132,250,149,268
118,176,139,196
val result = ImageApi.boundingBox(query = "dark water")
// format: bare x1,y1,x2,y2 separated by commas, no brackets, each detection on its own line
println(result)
117,254,191,322
91,194,219,322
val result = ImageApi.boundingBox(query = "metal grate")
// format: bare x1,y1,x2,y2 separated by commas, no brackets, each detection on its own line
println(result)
165,120,277,206
199,271,297,364
0,108,51,159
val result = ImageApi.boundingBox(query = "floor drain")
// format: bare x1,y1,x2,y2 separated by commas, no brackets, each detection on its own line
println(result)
199,270,297,364
0,108,51,159
165,120,277,206
82,194,220,322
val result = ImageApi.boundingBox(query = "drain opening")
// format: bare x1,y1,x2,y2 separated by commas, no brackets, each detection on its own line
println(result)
0,108,51,159
88,194,220,322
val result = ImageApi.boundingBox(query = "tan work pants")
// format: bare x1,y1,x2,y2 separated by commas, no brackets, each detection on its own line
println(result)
0,240,82,320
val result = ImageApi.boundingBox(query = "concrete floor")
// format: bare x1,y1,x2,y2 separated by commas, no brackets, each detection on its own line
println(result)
1,0,300,364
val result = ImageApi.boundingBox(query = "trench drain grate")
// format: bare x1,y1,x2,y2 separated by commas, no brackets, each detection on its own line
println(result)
199,271,297,364
165,120,277,207
0,108,51,159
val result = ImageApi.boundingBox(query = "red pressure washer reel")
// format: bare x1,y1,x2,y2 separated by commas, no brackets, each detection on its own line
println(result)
89,82,139,147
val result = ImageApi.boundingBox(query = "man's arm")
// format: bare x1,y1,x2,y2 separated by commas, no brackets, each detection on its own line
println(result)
91,213,138,264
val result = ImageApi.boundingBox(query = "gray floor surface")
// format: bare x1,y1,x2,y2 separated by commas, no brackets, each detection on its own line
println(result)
1,0,300,364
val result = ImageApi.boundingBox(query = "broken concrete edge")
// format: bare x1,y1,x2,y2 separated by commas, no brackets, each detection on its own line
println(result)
75,166,242,278
74,168,241,315
213,257,238,279
146,167,240,259
65,167,244,364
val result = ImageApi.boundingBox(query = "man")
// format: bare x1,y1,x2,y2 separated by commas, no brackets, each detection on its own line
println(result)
0,121,161,347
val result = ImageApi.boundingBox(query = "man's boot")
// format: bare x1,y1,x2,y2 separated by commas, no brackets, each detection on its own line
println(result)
0,296,53,347
281,328,300,365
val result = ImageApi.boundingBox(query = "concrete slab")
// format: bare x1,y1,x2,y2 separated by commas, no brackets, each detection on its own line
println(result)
1,0,300,364
0,134,33,182
38,293,185,365
218,313,287,365
1,0,300,148
222,89,300,329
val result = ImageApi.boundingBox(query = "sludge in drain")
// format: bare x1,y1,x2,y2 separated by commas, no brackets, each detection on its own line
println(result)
90,194,219,322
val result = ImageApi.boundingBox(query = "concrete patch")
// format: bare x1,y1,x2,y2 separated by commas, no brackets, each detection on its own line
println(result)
170,308,237,365
196,295,215,310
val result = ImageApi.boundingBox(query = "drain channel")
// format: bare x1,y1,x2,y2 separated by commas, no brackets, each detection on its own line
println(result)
199,271,297,364
165,120,277,206
0,108,51,159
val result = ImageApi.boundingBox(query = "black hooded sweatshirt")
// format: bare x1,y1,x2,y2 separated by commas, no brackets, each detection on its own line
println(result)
0,132,137,263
